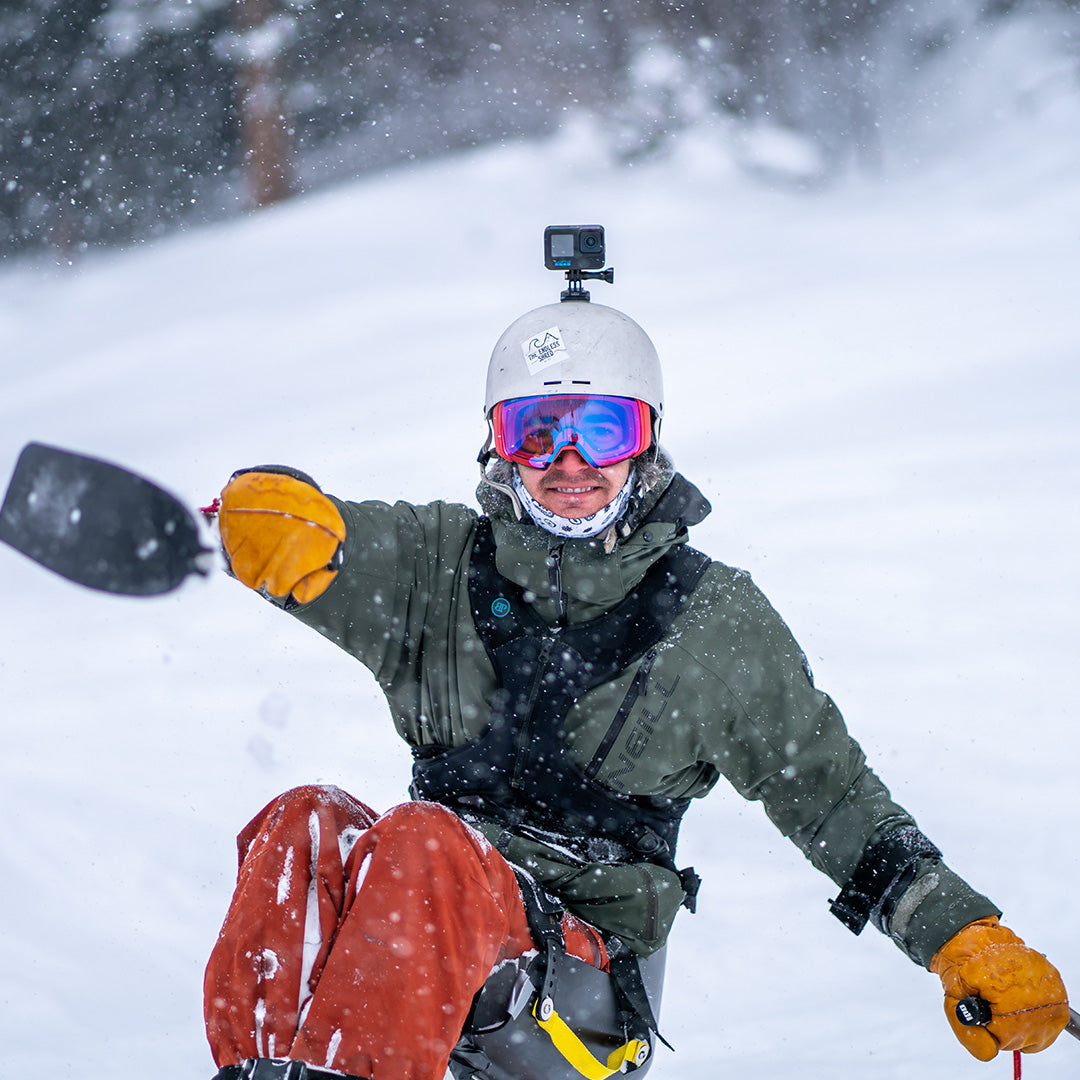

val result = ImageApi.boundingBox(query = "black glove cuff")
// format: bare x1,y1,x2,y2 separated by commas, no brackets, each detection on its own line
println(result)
830,825,941,935
229,464,323,490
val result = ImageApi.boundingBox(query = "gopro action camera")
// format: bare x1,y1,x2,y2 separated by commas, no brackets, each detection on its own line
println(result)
544,224,613,301
544,225,606,271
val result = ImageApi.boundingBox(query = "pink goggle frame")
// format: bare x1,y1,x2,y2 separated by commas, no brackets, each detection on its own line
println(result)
492,394,652,470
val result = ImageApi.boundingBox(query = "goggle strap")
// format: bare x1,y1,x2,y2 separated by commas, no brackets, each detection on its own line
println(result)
477,423,494,465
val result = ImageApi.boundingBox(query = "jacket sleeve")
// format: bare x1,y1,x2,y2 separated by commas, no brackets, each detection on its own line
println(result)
695,565,999,967
279,495,483,740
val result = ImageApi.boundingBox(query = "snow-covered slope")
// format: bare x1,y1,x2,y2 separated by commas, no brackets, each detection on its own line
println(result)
2,19,1079,1080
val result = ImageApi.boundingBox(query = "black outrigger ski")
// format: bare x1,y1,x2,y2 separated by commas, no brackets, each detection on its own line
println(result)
0,442,212,595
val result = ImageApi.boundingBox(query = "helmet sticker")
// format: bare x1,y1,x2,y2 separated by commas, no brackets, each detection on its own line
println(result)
522,326,568,375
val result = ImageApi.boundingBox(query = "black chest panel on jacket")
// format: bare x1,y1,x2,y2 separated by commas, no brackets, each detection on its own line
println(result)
410,518,711,866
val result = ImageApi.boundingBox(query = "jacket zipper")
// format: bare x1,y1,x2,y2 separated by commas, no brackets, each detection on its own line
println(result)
510,634,558,792
509,545,564,791
584,650,656,780
547,544,567,627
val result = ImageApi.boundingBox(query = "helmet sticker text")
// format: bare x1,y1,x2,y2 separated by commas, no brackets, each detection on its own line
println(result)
522,326,569,375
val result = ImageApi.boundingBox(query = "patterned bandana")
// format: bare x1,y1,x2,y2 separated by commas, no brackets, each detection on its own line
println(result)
511,467,637,538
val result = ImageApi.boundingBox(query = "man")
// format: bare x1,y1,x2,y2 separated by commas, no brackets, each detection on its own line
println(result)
204,295,1070,1080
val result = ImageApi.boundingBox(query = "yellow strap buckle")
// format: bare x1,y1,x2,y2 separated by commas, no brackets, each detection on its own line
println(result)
533,997,650,1079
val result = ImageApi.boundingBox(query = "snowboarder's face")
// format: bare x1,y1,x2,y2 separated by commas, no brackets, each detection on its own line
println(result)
517,448,632,520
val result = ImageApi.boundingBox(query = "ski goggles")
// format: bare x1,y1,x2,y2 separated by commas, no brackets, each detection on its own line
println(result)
491,394,653,470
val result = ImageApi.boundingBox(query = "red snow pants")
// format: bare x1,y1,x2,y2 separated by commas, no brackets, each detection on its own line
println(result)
204,785,608,1080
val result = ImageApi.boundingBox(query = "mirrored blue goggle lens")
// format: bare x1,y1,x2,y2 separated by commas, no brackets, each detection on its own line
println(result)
493,395,651,469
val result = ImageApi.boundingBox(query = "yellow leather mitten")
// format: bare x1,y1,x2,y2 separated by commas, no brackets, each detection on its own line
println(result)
930,916,1069,1061
218,470,345,603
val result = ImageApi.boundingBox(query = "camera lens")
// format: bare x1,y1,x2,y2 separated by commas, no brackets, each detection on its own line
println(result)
580,232,601,252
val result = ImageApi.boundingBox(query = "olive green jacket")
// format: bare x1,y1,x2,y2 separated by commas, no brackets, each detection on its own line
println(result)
281,463,997,965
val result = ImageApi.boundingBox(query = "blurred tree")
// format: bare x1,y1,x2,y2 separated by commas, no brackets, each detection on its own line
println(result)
1,0,1076,257
0,0,236,254
232,0,293,206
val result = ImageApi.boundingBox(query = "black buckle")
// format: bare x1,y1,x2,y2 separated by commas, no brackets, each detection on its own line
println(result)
677,866,701,913
246,1063,308,1080
213,1060,368,1080
622,822,669,858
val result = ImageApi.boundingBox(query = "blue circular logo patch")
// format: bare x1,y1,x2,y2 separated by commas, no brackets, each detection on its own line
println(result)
491,597,511,618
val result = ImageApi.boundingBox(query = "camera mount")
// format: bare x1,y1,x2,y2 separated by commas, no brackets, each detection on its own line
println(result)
560,266,615,302
544,225,614,302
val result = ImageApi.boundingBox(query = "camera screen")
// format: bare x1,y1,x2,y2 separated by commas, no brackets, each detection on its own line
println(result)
549,233,575,259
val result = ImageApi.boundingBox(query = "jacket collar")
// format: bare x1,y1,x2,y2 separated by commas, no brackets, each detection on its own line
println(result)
475,455,711,620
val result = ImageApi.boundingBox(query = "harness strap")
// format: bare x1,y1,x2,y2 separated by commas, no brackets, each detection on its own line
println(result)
411,516,710,867
607,951,671,1052
512,867,661,1075
514,868,567,1021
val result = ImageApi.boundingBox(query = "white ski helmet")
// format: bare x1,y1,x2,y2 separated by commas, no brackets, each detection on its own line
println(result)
484,301,664,421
